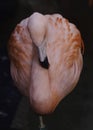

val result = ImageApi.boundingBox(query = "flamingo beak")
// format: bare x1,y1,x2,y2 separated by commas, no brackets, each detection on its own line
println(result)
38,46,46,62
38,46,49,69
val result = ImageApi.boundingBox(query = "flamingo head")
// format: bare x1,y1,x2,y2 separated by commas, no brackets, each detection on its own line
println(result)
28,12,47,63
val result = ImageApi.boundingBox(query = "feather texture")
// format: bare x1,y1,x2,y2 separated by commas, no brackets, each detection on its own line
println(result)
8,12,84,114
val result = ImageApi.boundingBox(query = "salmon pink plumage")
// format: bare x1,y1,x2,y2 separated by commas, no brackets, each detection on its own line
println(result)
8,12,84,114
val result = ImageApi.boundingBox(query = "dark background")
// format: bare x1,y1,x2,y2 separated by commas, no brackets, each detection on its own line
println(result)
0,0,93,129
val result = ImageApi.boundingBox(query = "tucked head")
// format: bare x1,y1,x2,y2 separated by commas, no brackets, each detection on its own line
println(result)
28,12,47,62
28,12,47,46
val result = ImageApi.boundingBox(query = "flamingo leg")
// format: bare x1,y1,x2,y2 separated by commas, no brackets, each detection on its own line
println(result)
39,116,47,130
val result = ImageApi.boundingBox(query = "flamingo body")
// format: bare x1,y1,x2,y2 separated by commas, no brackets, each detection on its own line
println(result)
8,12,84,114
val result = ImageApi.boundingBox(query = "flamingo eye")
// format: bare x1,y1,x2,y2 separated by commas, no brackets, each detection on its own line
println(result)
39,56,49,69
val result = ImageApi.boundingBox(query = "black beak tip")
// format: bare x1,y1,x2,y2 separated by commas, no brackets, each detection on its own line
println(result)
39,57,49,69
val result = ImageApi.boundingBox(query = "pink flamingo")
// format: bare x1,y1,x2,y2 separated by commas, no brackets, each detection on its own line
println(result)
8,12,84,126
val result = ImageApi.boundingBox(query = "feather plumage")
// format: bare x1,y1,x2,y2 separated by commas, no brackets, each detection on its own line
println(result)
8,12,84,114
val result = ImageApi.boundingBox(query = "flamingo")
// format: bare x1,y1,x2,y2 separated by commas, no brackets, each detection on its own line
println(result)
8,12,84,115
